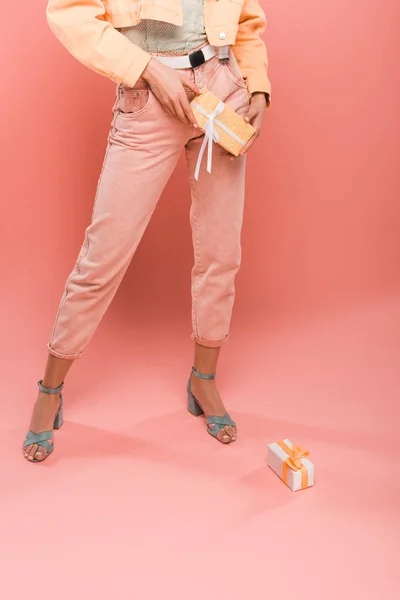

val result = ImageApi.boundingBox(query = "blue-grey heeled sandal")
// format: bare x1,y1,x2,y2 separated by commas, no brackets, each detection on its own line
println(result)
187,367,236,443
23,380,64,463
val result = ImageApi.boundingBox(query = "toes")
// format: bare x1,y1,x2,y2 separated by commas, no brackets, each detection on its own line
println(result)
23,444,32,459
35,440,52,462
216,426,237,443
23,442,51,462
27,444,39,461
226,425,237,441
209,423,229,442
34,449,43,461
34,447,48,462
208,422,237,443
217,428,231,444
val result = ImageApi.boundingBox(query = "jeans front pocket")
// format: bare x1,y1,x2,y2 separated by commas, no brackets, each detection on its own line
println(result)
223,53,247,90
116,83,152,118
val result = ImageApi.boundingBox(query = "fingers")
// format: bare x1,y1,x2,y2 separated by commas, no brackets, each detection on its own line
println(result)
178,75,201,126
239,134,258,157
229,133,258,161
174,99,190,125
161,89,198,126
161,102,175,118
161,97,187,124
169,92,197,127
244,110,258,125
229,111,263,159
144,62,200,126
180,94,198,127
179,74,201,96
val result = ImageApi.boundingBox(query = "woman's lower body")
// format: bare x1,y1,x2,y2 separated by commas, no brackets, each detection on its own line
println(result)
24,49,250,461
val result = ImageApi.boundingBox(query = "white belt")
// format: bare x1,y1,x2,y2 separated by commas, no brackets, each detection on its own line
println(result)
154,44,220,69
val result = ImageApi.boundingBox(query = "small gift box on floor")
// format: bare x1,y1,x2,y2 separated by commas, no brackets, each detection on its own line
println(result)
190,89,255,180
267,439,315,492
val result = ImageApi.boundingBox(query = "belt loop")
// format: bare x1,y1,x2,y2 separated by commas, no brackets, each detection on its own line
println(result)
218,45,229,62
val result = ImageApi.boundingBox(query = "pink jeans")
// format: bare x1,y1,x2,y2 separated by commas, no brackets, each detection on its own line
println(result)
48,49,250,359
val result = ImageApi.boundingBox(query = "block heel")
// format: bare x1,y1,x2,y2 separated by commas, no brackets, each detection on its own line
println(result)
53,399,64,430
187,382,205,416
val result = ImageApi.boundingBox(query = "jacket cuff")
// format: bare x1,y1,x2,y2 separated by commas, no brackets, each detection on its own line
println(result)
119,48,152,88
245,72,271,106
251,91,270,108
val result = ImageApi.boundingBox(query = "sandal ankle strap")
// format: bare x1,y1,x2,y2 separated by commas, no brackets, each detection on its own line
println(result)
191,367,216,380
37,379,64,394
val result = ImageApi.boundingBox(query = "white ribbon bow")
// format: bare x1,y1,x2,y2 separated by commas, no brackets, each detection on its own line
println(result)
192,100,246,181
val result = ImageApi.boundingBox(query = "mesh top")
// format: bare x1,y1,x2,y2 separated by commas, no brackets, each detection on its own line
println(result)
118,0,207,55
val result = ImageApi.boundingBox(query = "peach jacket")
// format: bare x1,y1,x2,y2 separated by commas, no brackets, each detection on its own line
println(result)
46,0,271,100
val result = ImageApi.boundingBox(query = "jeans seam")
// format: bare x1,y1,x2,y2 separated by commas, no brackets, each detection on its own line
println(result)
186,161,205,339
224,64,247,89
202,58,221,82
192,205,203,338
72,215,152,356
48,110,118,353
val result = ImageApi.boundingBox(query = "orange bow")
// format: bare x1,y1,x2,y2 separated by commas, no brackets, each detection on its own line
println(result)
276,441,310,490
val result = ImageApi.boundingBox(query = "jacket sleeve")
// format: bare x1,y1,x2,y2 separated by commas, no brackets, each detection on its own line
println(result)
232,0,271,105
46,0,151,87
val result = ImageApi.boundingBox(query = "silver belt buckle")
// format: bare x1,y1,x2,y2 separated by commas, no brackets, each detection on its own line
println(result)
218,45,230,62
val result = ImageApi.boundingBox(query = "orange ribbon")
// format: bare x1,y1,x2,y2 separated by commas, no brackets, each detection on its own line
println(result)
276,441,310,490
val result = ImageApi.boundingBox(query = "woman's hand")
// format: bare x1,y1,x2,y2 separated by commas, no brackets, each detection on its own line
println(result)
231,92,268,159
142,57,200,126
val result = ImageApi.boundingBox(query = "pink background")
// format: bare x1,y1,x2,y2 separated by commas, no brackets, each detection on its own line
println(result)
1,1,399,598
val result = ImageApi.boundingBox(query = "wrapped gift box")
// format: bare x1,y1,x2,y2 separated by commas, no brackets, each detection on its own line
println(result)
190,89,256,179
267,439,315,492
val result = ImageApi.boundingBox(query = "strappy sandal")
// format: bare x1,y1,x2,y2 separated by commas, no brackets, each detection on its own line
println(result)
187,367,236,443
23,380,64,463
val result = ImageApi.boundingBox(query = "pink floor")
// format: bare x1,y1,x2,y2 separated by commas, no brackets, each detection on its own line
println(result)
1,292,399,598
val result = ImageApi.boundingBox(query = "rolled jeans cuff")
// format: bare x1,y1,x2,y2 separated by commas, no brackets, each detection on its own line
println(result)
47,343,83,360
191,333,228,348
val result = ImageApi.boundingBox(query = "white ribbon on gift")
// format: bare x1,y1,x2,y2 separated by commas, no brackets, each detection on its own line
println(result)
191,101,247,181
